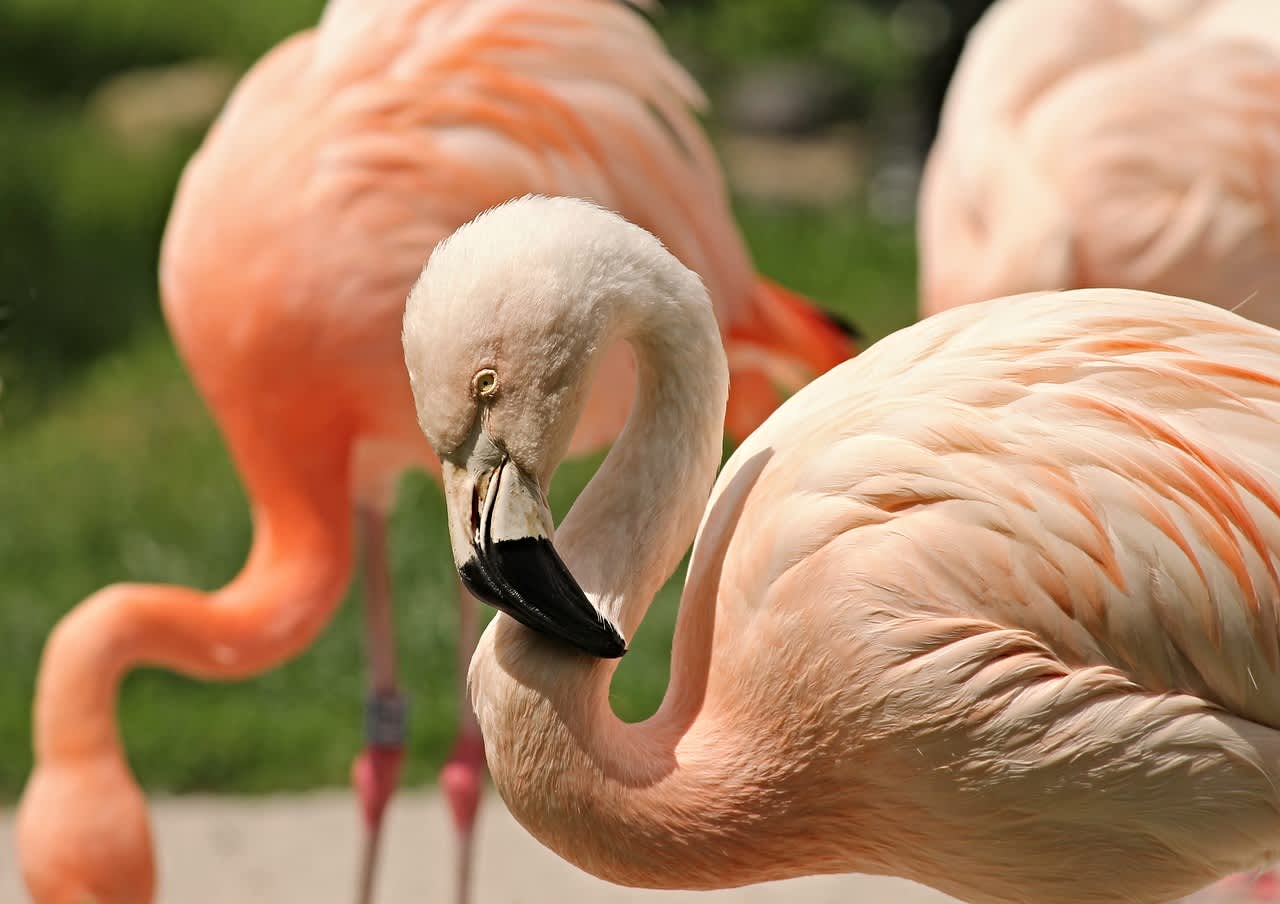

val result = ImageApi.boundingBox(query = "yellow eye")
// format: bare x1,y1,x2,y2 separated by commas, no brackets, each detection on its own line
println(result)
474,368,499,398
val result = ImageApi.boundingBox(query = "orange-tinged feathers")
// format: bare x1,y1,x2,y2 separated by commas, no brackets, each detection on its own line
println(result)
161,0,849,449
724,278,858,440
723,289,1280,727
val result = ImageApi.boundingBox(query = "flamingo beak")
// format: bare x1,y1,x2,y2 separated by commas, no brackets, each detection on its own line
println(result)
440,447,627,659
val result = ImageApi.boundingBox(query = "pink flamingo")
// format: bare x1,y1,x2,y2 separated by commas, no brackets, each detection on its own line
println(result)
918,0,1280,323
405,195,1280,904
15,3,854,904
920,4,1280,898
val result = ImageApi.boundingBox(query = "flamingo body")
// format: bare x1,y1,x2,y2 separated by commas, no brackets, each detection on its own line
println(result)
403,198,1280,904
920,11,1280,891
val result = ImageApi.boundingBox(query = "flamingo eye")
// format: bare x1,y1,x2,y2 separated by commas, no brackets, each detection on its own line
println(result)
473,368,499,398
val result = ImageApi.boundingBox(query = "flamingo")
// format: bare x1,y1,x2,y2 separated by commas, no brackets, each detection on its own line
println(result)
918,0,1280,323
403,195,1280,904
919,4,1280,898
15,3,855,903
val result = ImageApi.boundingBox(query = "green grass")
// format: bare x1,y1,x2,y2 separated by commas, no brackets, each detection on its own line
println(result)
736,201,919,341
0,202,916,801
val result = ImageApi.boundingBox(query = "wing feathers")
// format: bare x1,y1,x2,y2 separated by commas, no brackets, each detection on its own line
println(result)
718,290,1280,727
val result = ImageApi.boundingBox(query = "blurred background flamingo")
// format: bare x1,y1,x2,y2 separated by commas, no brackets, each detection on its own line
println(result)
14,1,856,903
919,0,1280,322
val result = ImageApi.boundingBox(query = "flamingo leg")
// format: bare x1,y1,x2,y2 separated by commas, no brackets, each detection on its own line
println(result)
440,578,487,904
352,507,407,904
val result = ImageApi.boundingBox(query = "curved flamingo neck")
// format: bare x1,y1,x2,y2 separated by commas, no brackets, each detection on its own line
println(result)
31,432,354,764
471,271,748,885
555,297,728,638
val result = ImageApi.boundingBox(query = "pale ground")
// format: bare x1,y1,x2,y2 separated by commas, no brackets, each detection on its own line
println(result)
0,789,960,903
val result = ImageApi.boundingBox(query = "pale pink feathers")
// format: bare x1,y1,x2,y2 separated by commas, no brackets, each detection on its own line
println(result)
919,0,1280,323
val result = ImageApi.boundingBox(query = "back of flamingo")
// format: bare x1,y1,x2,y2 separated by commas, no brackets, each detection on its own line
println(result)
919,0,1280,324
161,0,856,451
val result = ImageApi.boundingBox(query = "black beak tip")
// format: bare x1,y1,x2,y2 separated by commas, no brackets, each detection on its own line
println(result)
586,626,628,660
459,537,628,660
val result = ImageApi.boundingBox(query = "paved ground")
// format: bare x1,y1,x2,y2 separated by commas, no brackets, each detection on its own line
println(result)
1,790,1259,903
0,790,959,903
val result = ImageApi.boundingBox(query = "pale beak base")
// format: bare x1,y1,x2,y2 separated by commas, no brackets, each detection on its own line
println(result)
444,446,626,659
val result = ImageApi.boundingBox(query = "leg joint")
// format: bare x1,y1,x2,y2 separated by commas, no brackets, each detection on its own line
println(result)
364,691,408,747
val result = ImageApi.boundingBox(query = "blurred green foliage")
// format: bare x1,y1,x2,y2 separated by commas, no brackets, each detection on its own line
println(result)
0,0,919,799
0,0,325,71
0,0,322,424
665,0,916,110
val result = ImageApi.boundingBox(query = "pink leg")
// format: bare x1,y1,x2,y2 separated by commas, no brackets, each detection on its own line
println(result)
440,578,487,904
351,508,406,904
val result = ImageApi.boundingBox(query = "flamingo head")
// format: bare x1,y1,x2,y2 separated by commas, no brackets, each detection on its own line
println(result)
403,195,703,659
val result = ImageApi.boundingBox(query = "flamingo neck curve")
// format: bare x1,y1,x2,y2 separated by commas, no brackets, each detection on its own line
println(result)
465,265,775,887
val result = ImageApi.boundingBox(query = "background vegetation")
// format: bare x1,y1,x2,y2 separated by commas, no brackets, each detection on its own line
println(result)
0,0,984,799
